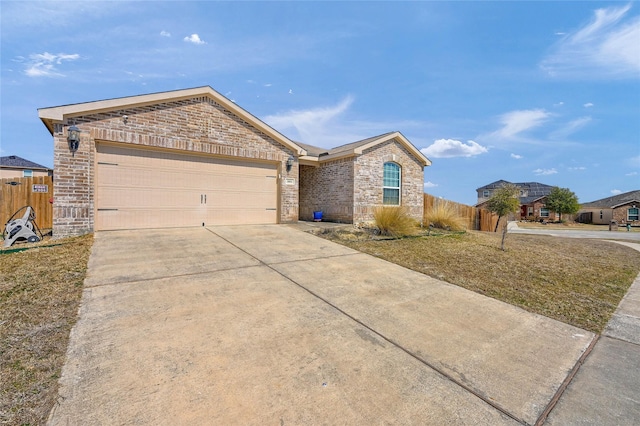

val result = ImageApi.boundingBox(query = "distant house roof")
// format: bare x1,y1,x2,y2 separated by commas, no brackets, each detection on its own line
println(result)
580,190,640,209
0,155,51,170
298,132,431,167
476,180,555,204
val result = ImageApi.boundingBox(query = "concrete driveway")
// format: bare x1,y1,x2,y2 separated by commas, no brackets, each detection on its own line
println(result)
48,225,597,425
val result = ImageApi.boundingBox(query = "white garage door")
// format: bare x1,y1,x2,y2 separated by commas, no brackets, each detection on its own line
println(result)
95,143,278,230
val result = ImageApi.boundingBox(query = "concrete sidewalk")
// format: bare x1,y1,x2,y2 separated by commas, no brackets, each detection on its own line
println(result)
49,225,602,424
545,241,640,424
507,222,640,241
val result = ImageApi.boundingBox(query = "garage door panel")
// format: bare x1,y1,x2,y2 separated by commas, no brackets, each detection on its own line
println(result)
96,144,278,230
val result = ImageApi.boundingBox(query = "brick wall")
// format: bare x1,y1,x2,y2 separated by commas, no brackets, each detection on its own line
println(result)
299,159,355,223
53,97,298,237
613,203,638,224
353,140,424,223
298,138,425,224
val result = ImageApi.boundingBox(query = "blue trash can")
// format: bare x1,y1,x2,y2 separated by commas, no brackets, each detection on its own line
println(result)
313,211,323,222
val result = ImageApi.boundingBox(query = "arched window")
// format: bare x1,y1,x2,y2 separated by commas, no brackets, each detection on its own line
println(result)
383,162,401,205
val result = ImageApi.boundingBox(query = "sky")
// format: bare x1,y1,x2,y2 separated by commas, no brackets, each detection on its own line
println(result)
1,1,639,206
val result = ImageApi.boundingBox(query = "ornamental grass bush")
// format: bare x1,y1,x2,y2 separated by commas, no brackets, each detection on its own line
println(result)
424,201,467,231
373,206,418,237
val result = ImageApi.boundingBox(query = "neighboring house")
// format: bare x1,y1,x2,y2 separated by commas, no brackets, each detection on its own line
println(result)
38,86,430,237
577,190,640,225
476,180,558,221
0,155,53,179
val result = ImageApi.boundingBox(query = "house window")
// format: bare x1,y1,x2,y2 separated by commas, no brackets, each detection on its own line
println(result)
528,207,533,216
629,208,639,221
23,170,33,177
483,190,490,198
383,162,401,205
540,208,550,218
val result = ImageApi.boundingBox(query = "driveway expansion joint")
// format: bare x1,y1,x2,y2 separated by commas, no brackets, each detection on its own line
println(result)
534,334,600,426
207,227,529,425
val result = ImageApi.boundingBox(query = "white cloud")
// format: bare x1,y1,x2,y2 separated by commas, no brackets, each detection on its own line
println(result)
511,153,523,159
533,168,558,176
584,102,594,108
424,181,438,188
160,30,171,37
550,116,592,139
421,139,488,158
23,52,80,77
611,189,623,195
626,171,638,176
264,96,354,146
491,109,551,140
553,101,564,107
568,166,587,171
184,34,206,45
540,4,640,79
264,83,272,87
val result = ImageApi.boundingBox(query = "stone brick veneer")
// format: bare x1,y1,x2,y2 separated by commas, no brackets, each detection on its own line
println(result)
354,140,424,223
298,138,424,224
53,97,298,237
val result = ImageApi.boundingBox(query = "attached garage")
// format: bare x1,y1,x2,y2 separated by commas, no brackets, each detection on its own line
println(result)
95,143,278,230
38,86,304,237
39,85,429,238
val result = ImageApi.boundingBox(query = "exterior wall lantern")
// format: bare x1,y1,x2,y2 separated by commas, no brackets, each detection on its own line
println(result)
286,155,294,172
67,125,81,156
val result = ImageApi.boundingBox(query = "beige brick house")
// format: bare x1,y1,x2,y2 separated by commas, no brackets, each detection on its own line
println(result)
38,86,430,237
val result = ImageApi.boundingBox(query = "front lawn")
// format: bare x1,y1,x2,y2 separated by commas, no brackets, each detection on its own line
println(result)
1,235,93,426
318,229,640,333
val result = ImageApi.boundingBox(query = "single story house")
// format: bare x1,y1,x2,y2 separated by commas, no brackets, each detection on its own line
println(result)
0,155,53,179
38,86,430,237
476,180,559,221
577,190,640,225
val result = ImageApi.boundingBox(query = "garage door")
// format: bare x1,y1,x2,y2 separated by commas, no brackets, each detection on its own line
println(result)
95,143,278,230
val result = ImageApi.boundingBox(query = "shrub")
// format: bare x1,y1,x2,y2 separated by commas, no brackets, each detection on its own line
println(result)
424,201,467,231
373,206,418,237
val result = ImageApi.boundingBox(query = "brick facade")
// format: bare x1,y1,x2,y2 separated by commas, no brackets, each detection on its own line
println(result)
298,138,425,224
354,140,424,223
53,97,298,237
613,202,639,224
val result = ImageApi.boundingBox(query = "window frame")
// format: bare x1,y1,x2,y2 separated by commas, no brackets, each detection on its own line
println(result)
540,208,550,218
382,162,401,206
628,207,639,221
23,169,33,177
483,190,490,198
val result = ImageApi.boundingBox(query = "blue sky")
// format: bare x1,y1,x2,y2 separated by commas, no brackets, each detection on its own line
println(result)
1,1,639,205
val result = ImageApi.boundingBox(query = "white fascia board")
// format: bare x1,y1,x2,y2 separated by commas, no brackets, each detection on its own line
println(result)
353,132,431,167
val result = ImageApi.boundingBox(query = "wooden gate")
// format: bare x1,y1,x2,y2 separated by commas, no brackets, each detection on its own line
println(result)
1,176,53,231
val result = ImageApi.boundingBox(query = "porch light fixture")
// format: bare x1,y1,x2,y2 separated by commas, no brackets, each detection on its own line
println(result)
67,125,81,155
286,155,294,172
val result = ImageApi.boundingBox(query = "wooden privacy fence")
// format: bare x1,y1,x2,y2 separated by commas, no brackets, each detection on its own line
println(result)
1,176,53,231
424,193,498,232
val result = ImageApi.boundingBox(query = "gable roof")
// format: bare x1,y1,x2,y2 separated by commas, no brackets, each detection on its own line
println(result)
581,190,640,208
477,180,555,204
38,86,306,156
299,132,431,167
0,155,51,170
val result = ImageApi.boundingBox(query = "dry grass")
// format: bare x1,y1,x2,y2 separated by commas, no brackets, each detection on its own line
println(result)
319,229,640,333
0,234,93,426
373,206,418,237
424,201,467,231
